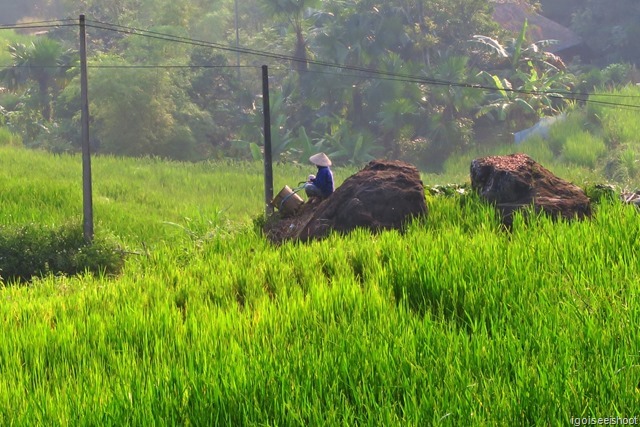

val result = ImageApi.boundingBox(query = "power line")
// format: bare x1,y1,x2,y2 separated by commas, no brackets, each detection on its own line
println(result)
85,64,257,69
0,22,76,30
3,18,638,104
83,21,523,90
0,19,75,27
2,59,639,110
84,21,313,65
297,67,640,110
0,65,76,69
0,64,257,69
84,20,640,105
1,18,640,110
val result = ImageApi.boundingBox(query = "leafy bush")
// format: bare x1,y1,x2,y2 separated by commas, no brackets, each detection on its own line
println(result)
602,63,632,86
584,183,618,203
0,222,125,284
562,131,606,168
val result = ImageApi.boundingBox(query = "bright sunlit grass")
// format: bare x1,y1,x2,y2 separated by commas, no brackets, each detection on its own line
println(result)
1,145,639,425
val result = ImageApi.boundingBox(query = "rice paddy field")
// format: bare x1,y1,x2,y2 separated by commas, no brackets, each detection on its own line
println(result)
1,145,640,425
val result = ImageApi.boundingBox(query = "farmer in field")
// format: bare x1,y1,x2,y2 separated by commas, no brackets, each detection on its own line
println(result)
305,152,334,199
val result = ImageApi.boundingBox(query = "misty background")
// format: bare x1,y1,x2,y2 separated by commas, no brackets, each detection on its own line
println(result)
0,0,637,171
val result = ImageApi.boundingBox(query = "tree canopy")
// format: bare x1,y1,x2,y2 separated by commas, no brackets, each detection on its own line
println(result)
0,0,635,169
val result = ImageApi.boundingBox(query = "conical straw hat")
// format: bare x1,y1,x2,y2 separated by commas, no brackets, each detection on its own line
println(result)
309,152,332,167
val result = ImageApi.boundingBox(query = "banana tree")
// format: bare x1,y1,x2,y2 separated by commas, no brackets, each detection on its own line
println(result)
476,63,570,128
315,115,379,165
475,72,536,122
289,126,324,162
469,19,563,75
471,19,573,128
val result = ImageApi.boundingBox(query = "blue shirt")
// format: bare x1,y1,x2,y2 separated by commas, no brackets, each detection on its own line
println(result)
313,166,334,197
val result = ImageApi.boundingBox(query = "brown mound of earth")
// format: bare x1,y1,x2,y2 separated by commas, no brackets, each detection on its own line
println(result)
265,160,427,243
470,153,591,225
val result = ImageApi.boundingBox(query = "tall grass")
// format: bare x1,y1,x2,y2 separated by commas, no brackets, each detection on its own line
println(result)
562,131,607,168
1,146,640,424
0,146,354,245
439,136,602,187
0,127,22,147
547,111,589,155
588,86,640,146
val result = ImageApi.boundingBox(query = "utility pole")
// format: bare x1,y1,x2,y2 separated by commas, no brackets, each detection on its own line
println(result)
262,65,273,216
234,0,240,79
79,15,94,242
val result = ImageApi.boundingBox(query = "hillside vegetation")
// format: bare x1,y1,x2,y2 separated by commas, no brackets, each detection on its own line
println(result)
1,0,640,172
1,142,640,424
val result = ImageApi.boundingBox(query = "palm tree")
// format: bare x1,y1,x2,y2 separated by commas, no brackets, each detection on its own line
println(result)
262,0,320,75
0,38,73,121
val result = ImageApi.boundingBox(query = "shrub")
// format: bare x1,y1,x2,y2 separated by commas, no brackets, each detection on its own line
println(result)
397,136,432,170
0,221,125,284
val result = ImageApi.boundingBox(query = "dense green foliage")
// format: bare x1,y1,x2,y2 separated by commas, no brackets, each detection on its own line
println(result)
536,0,640,67
1,144,640,424
431,86,640,191
1,0,636,172
569,0,640,65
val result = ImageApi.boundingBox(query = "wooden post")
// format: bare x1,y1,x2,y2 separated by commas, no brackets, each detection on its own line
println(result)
262,65,274,216
234,0,241,79
79,15,94,242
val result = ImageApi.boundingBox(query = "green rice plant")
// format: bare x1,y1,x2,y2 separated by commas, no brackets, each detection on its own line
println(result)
618,145,639,179
0,127,21,146
4,139,640,424
1,198,640,424
562,131,607,168
441,144,496,180
547,111,588,154
0,145,355,247
516,134,555,164
588,86,640,146
440,132,580,185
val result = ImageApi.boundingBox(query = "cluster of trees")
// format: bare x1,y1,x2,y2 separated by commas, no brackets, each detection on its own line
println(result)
0,0,637,170
539,0,640,65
